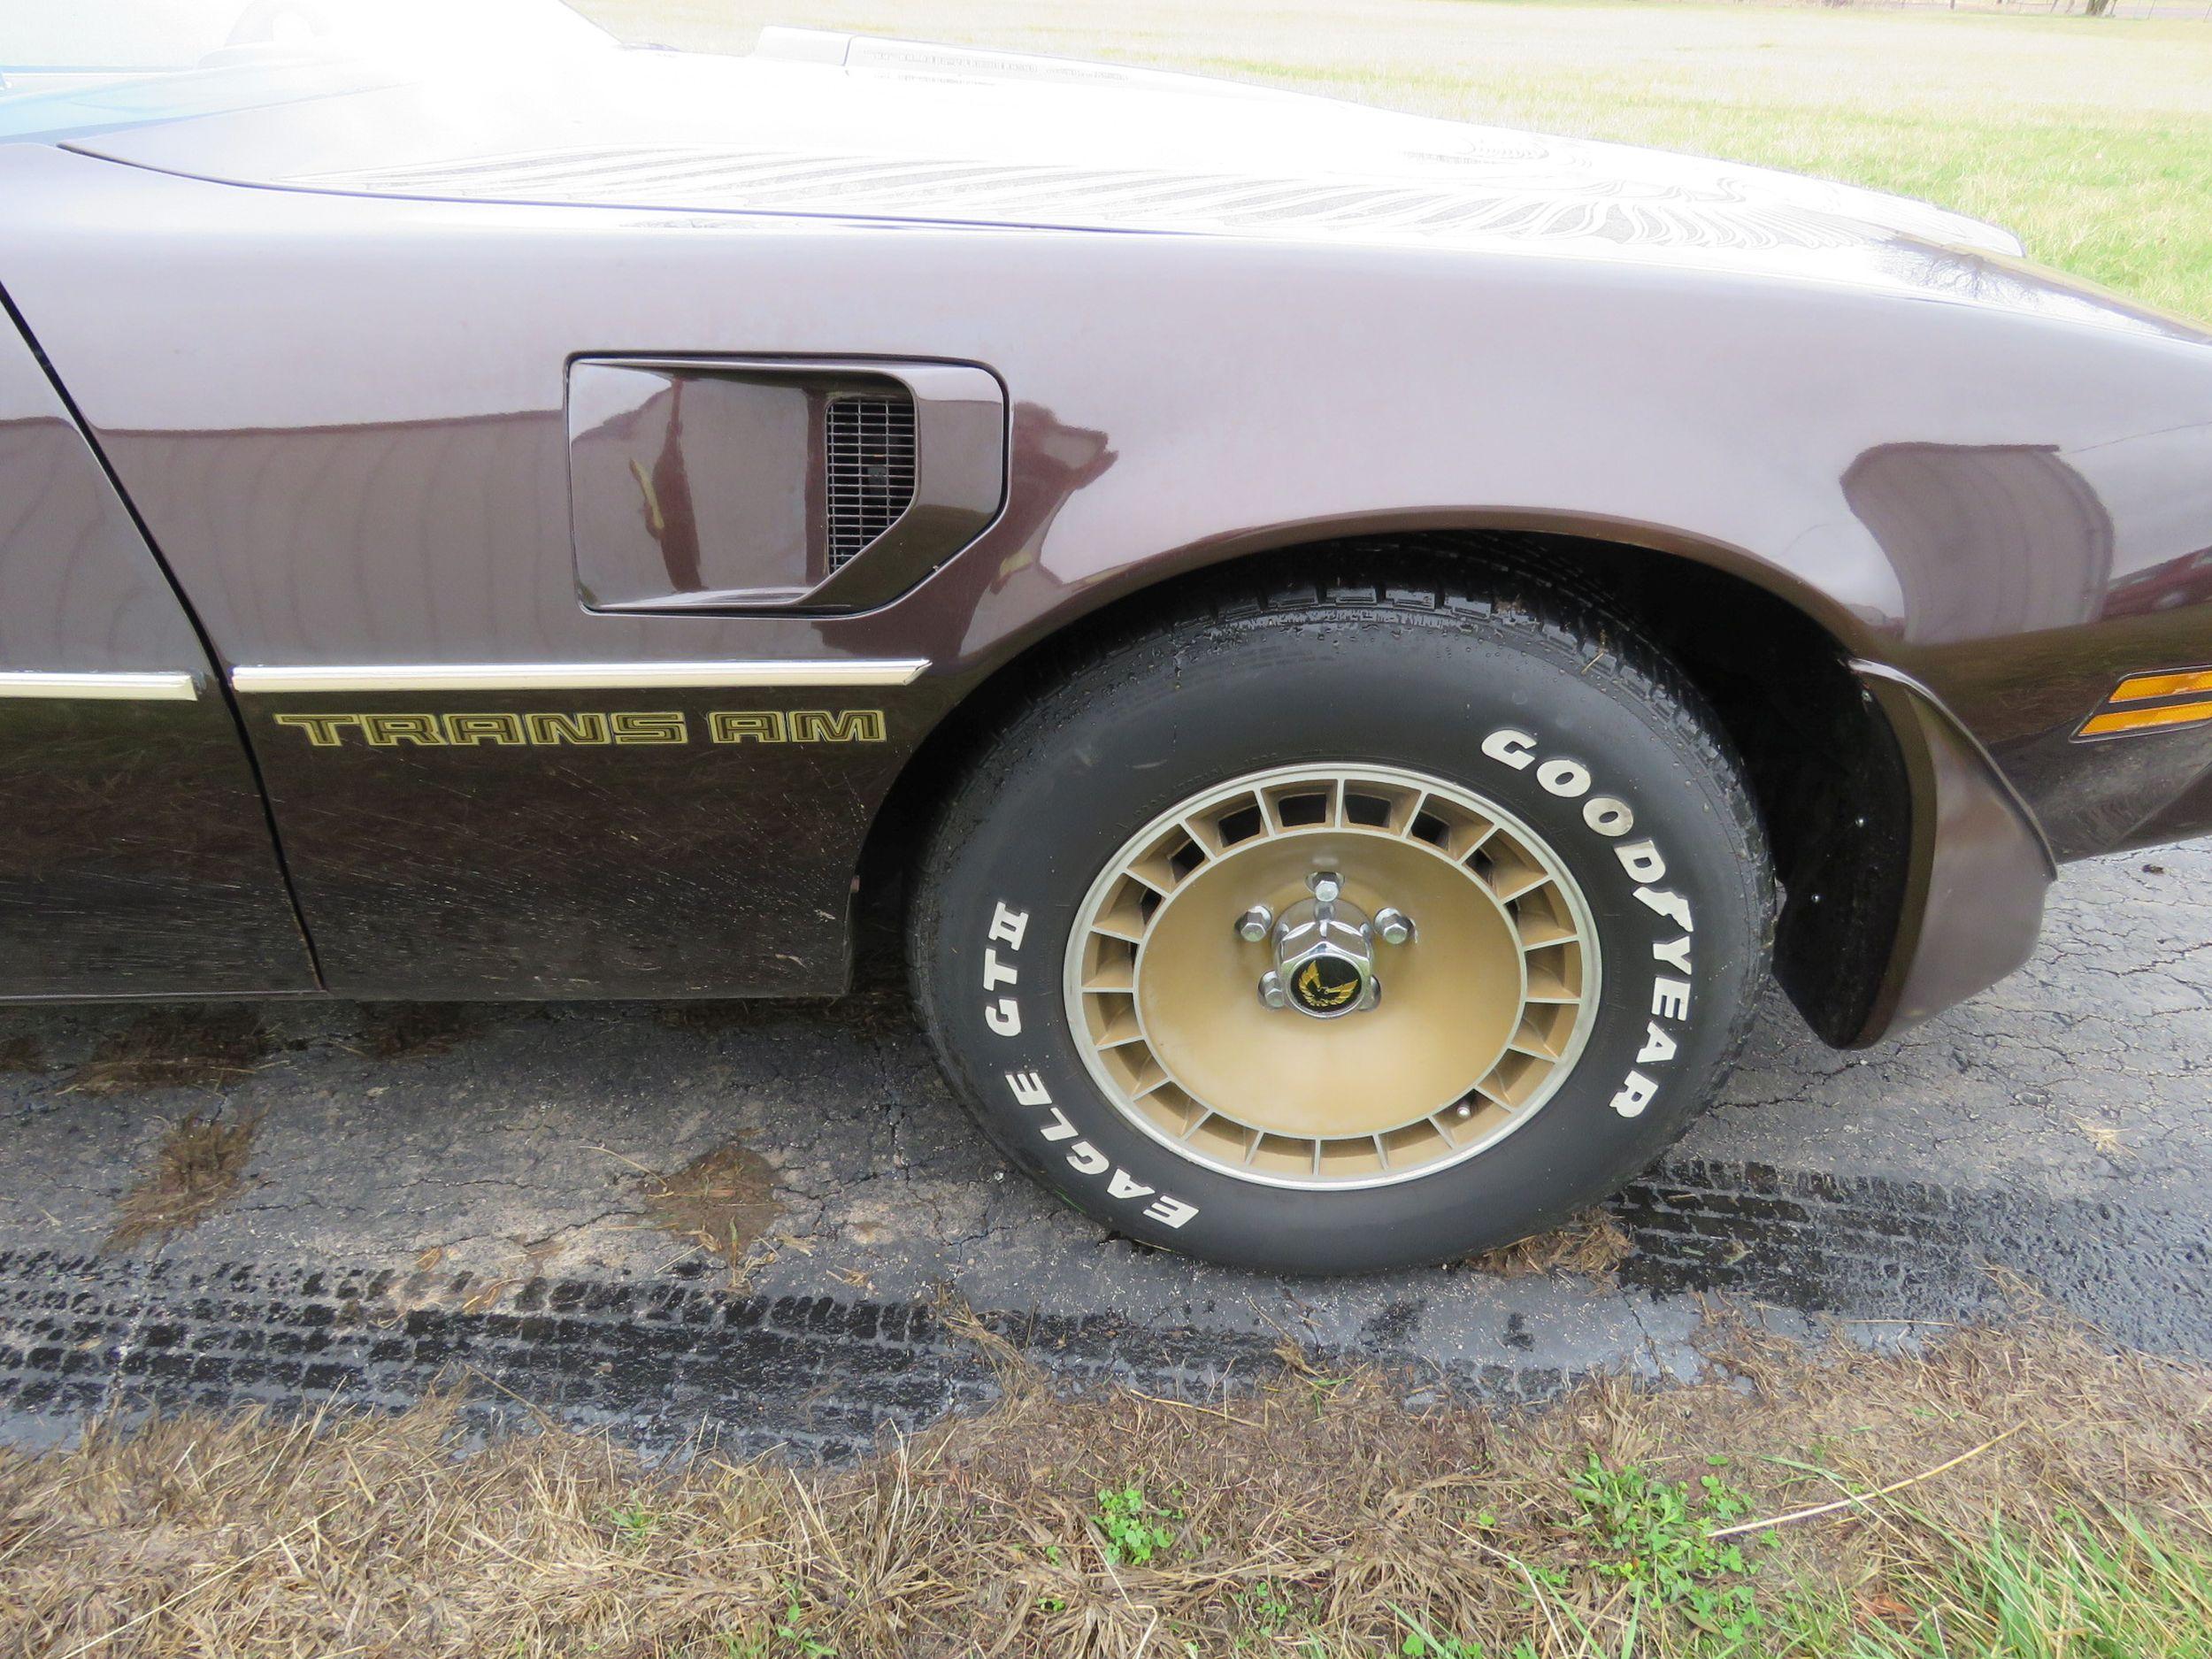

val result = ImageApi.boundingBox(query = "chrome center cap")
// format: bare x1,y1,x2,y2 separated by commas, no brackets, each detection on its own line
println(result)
1269,882,1380,1019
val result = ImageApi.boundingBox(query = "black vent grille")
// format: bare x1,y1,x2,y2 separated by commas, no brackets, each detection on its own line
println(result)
826,395,917,570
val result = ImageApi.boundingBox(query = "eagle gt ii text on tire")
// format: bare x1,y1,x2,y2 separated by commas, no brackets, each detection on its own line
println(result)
4,3,2209,1272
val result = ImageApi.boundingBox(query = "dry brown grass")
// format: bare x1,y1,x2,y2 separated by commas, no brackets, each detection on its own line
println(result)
104,1110,262,1252
1469,1209,1634,1286
2,1317,2205,1656
641,1140,780,1270
64,1008,270,1095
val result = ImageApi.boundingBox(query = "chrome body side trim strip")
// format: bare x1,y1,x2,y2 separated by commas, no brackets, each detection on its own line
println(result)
231,659,930,694
0,669,199,701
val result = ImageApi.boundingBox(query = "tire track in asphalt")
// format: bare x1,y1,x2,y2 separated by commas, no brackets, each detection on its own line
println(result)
5,1155,2202,1461
1617,1158,2212,1354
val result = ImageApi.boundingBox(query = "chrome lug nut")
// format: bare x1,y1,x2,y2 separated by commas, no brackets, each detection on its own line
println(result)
1257,969,1289,1010
1374,907,1416,945
1307,870,1343,903
1234,904,1274,943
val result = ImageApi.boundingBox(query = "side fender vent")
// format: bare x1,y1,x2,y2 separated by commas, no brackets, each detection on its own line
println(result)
568,357,1001,613
826,395,917,570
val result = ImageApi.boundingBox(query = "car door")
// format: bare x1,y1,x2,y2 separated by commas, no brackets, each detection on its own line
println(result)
0,297,315,997
0,131,1013,1003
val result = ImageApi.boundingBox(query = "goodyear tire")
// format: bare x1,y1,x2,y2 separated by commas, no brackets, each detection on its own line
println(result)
910,566,1773,1273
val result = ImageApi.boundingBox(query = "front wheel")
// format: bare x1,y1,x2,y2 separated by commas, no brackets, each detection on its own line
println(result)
910,566,1773,1274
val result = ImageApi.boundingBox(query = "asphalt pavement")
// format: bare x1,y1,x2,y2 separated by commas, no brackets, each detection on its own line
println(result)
1,842,2206,1460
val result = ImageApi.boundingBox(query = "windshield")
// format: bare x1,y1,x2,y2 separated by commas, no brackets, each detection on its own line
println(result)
2,0,610,75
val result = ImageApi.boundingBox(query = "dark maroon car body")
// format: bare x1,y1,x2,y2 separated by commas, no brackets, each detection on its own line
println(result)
5,24,2212,1052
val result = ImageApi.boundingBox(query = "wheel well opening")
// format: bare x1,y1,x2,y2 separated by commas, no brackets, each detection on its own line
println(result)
1535,538,1912,1045
859,530,1910,1045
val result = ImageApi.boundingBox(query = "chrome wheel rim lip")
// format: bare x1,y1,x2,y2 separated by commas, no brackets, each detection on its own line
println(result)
1063,763,1602,1192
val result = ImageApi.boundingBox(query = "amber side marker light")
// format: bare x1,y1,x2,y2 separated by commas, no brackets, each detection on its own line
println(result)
2077,667,2212,738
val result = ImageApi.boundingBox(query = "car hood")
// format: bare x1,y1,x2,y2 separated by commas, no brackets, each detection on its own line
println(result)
58,29,2022,267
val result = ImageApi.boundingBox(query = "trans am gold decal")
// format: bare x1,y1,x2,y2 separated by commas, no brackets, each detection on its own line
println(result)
272,710,887,748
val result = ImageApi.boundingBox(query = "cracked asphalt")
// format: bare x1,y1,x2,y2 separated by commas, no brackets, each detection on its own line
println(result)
0,842,2207,1459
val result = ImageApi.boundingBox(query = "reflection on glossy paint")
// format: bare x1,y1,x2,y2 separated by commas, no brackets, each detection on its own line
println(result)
1844,443,2113,643
0,314,312,994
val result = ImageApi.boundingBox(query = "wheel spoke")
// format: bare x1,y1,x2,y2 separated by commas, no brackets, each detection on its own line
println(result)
1401,789,1434,840
1091,910,1146,944
1524,958,1581,1004
1472,1071,1520,1110
1081,959,1134,994
1517,916,1578,951
1093,1003,1146,1048
1505,1022,1562,1063
1492,869,1553,904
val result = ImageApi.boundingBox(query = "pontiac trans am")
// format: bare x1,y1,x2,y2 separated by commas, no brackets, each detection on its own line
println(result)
4,1,2211,1271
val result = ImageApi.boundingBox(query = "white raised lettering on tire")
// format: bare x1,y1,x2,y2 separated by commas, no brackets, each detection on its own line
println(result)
1481,730,1698,1122
983,899,1198,1226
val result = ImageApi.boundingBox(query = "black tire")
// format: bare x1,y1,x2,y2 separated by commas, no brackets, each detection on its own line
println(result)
910,562,1773,1274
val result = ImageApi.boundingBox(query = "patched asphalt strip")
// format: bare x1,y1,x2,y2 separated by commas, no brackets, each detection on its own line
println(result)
4,1153,2202,1462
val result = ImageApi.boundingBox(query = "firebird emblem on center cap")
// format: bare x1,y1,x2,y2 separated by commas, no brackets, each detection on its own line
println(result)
1292,955,1364,1012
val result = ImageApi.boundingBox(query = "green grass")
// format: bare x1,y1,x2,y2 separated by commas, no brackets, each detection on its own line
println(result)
1375,1483,2212,1657
1091,1482,1181,1566
1878,1508,2212,1658
577,0,2212,320
1463,1500,2212,1657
